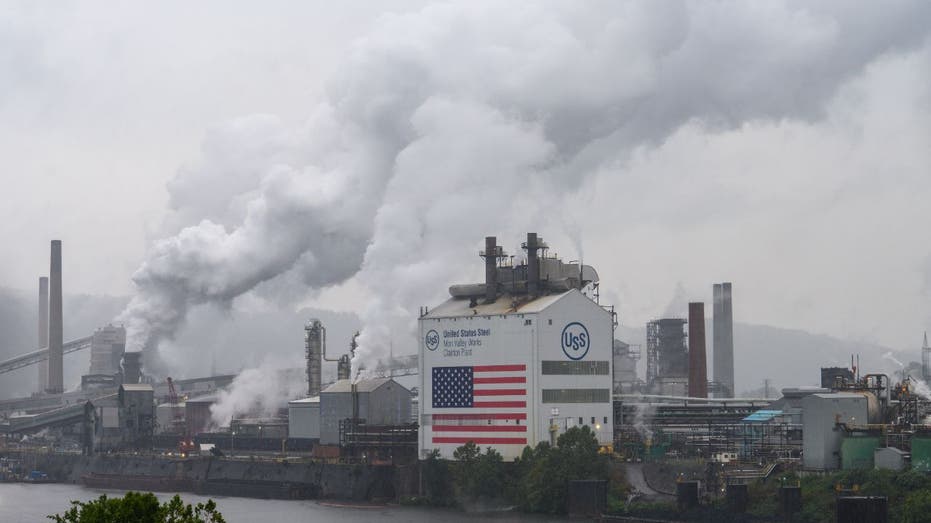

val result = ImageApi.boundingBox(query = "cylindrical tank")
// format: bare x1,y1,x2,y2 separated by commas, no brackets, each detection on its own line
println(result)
852,391,882,424
337,354,351,381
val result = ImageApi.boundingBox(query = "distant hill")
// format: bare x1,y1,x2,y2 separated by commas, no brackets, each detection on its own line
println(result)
615,321,915,396
1,288,917,399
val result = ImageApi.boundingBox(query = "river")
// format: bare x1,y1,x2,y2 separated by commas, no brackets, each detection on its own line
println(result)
0,483,569,522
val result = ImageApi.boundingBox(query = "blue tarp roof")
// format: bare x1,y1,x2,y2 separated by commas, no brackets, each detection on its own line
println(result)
742,409,783,423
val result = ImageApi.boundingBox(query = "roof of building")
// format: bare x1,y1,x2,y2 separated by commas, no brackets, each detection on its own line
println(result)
322,378,408,394
422,290,580,319
811,392,867,399
289,396,320,405
742,409,783,423
120,384,153,392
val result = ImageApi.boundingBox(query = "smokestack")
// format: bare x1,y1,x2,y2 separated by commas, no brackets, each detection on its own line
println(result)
305,319,324,396
525,232,540,296
47,240,63,394
37,277,49,394
688,302,708,398
482,236,498,304
712,282,734,397
122,352,142,384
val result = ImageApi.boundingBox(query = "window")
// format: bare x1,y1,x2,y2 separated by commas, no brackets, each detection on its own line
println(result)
524,319,532,326
548,319,553,325
603,416,608,424
591,417,596,425
541,361,609,375
578,417,583,425
542,389,611,403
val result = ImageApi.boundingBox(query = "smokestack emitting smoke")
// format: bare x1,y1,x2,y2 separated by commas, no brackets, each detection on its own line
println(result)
687,302,707,398
47,240,63,394
713,282,734,397
112,3,931,378
37,276,49,394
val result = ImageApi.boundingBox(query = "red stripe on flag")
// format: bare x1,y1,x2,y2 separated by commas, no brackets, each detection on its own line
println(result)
473,376,525,384
473,401,526,408
432,413,526,420
473,389,526,396
473,364,526,372
433,437,528,445
432,425,527,433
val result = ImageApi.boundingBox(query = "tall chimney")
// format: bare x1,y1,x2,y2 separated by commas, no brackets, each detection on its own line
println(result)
37,277,49,393
712,282,734,397
525,233,540,296
47,240,63,394
687,302,708,398
482,236,498,304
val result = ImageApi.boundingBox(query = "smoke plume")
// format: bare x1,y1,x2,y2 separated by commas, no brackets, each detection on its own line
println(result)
209,363,306,428
115,1,931,376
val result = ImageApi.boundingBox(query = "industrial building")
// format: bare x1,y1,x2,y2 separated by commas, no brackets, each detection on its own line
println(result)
418,234,614,461
288,396,320,439
646,318,689,396
319,378,412,445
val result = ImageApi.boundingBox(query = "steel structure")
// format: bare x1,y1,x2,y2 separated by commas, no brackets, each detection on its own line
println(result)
0,336,93,376
646,321,659,386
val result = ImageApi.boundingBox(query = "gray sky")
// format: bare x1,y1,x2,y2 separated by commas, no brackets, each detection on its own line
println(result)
2,1,930,366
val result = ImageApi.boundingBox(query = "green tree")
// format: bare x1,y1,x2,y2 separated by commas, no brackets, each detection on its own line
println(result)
516,426,608,514
451,442,505,501
421,449,454,505
49,492,225,523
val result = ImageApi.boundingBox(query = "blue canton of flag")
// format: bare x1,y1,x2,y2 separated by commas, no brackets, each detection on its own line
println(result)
432,366,474,408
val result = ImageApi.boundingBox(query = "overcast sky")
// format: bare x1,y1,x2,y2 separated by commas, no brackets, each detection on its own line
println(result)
2,1,930,365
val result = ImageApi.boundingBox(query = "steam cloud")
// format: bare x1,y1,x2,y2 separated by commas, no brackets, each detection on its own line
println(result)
116,1,931,377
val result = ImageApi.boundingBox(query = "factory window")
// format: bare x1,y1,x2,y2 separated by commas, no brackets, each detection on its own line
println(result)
591,417,595,425
548,319,552,325
541,361,609,375
524,319,532,326
603,416,608,424
542,388,610,403
579,416,583,425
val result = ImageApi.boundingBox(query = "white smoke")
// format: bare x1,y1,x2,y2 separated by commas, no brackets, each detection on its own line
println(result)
208,363,306,428
633,403,655,441
114,1,931,377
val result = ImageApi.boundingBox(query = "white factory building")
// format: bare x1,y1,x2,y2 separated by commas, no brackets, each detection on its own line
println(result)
418,233,614,461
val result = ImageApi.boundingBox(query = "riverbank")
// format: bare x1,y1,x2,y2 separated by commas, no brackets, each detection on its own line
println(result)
2,451,416,501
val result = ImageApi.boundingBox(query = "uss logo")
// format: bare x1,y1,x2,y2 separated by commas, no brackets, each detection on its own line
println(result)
561,322,590,360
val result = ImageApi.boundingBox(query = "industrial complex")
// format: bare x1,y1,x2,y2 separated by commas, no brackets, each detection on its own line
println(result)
2,234,931,515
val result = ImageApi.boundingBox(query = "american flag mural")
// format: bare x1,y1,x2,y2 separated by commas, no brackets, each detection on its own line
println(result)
430,364,528,445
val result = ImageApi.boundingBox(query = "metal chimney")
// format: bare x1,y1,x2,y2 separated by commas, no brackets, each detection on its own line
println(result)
525,233,541,296
47,240,63,394
481,236,498,304
37,277,49,394
712,283,734,397
305,319,324,397
687,302,708,398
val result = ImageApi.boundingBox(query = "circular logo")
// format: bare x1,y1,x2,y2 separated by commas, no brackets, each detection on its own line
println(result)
425,329,440,351
561,322,590,360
